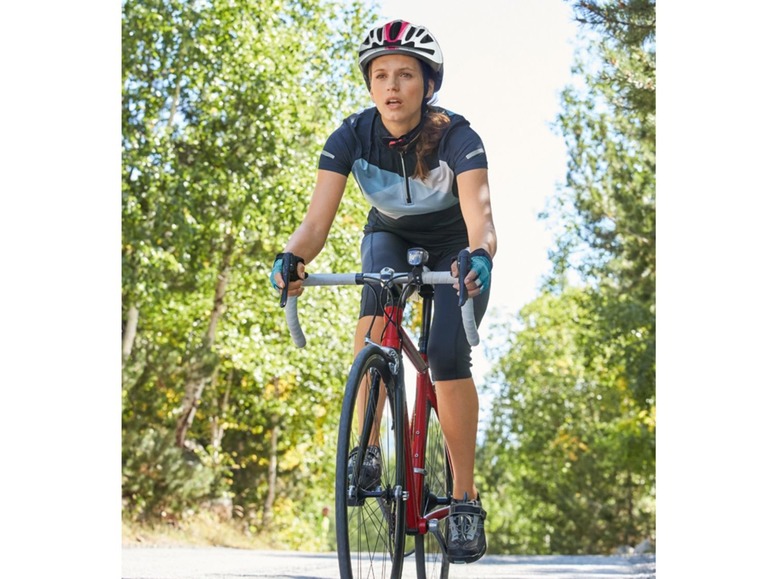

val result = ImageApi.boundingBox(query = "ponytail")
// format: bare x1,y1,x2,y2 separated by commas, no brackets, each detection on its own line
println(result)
413,61,450,181
413,107,450,181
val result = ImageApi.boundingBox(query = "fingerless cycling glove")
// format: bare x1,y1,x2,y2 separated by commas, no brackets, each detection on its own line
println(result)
270,253,305,290
469,248,492,293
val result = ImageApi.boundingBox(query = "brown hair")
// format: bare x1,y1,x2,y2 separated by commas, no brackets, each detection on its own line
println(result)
413,106,450,181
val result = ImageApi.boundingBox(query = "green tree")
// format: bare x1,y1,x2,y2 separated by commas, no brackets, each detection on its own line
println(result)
479,0,655,554
482,289,655,554
550,0,655,305
122,0,375,541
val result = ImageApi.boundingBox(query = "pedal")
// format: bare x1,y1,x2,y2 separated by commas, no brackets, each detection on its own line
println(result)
346,484,364,506
427,519,448,556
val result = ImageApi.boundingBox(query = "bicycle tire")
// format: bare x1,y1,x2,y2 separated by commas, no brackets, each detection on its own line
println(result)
414,396,452,579
336,345,407,579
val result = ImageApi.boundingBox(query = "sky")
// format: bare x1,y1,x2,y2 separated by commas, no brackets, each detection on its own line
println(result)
378,0,577,319
375,0,578,386
3,2,772,577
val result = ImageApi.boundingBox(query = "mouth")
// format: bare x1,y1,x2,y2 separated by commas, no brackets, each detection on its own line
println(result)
385,98,402,107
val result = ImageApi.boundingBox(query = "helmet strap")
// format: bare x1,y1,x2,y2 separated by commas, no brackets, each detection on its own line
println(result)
420,61,436,102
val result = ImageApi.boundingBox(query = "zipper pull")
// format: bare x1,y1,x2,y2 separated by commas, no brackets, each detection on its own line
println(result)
399,150,413,205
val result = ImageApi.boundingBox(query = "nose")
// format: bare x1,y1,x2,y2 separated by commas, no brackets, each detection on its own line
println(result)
386,74,399,91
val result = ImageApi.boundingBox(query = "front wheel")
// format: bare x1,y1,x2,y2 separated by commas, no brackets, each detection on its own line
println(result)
336,345,407,579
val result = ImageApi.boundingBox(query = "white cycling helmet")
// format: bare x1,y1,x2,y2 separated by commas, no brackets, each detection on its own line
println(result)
358,19,444,92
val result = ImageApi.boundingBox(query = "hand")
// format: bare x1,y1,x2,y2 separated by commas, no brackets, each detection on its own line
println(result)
270,254,307,298
470,254,492,293
270,258,283,290
451,249,492,297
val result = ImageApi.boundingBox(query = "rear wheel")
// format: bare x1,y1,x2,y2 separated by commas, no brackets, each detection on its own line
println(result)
336,345,407,579
414,398,451,579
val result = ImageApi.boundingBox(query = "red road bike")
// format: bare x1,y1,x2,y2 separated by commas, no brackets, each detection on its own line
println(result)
284,247,478,579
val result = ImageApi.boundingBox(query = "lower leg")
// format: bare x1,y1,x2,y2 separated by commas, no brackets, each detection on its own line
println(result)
435,377,479,500
354,316,385,446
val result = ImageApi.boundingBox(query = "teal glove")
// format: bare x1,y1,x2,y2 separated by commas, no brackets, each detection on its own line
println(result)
270,258,283,290
270,252,307,290
469,249,492,293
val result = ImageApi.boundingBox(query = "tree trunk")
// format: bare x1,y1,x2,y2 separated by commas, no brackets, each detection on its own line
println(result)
175,236,234,448
175,369,210,448
262,415,280,526
210,369,232,463
122,303,139,361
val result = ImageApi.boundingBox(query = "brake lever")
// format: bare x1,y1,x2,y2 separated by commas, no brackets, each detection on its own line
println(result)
457,248,471,307
280,256,291,308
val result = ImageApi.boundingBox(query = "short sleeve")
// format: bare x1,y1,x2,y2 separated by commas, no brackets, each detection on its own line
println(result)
441,117,488,175
318,120,356,176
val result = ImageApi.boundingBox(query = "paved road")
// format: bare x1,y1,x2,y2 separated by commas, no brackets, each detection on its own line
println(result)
122,547,655,578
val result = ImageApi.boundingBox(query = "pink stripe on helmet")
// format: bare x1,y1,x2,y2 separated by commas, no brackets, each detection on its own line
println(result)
383,20,410,43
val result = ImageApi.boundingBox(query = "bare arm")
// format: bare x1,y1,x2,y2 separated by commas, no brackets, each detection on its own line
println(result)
274,169,348,295
455,168,497,296
457,168,497,258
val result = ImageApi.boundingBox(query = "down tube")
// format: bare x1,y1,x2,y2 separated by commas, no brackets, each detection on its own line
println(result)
408,357,433,530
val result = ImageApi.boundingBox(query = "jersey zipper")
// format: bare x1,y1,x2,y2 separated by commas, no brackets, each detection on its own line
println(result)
398,150,413,205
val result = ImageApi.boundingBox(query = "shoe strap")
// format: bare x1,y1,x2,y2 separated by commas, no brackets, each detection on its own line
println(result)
349,445,380,458
451,502,487,519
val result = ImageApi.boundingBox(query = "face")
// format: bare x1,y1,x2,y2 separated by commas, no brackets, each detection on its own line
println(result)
368,53,434,137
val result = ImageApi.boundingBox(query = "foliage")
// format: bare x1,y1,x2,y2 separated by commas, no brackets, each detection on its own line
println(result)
479,0,656,554
548,0,655,303
121,0,376,541
480,289,655,554
122,427,217,521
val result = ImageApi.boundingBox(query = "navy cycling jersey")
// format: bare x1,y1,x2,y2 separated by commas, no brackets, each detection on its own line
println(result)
318,106,488,248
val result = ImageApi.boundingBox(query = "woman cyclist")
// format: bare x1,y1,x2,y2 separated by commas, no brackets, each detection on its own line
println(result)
271,19,497,563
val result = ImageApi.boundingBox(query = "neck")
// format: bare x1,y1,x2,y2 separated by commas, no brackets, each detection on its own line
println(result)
382,118,420,139
380,102,429,140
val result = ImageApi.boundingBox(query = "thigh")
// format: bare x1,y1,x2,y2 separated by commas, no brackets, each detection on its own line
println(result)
428,252,490,381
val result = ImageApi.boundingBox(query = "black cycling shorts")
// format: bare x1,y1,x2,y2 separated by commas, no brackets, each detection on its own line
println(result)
359,231,490,381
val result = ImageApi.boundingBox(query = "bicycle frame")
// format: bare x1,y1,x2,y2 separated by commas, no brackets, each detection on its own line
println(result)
380,288,452,539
